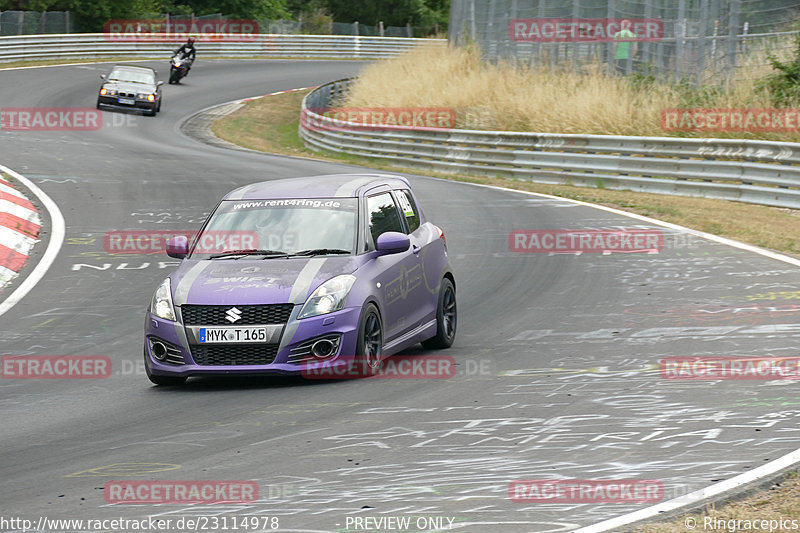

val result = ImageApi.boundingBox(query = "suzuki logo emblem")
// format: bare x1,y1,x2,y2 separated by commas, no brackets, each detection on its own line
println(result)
225,307,242,323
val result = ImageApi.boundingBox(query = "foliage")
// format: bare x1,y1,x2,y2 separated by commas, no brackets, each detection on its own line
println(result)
754,32,800,106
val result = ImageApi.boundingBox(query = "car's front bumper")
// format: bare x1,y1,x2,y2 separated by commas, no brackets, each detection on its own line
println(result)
97,96,157,113
143,305,361,378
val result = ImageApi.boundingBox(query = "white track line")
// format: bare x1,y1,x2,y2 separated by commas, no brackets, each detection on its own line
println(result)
0,164,65,318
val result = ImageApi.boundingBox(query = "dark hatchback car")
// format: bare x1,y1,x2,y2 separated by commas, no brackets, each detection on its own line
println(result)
97,65,163,116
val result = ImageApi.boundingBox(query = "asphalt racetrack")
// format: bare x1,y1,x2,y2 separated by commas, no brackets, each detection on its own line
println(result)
2,59,800,532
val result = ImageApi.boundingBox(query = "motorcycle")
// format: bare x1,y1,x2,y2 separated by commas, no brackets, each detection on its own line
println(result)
169,54,191,84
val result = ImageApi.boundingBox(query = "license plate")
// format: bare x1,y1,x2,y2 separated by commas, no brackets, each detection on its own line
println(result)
199,327,268,343
118,98,135,105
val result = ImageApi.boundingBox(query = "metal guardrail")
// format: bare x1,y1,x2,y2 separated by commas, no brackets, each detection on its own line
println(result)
300,78,800,209
0,33,443,62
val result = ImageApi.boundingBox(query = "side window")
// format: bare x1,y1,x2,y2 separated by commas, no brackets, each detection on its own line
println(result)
367,193,405,247
396,189,420,233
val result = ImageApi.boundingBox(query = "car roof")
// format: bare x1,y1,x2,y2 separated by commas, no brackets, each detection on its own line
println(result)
222,174,412,201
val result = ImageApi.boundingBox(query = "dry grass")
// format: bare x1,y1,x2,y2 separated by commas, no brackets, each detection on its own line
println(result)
211,90,310,156
637,473,800,532
342,43,800,141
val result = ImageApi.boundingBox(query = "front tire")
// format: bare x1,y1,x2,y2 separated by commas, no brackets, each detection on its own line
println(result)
356,303,383,372
421,277,457,349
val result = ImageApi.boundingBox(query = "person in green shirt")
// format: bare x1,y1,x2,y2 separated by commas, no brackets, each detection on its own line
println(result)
613,19,638,75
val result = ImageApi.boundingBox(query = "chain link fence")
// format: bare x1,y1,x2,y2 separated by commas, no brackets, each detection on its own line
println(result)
0,11,74,35
449,0,800,84
0,10,422,38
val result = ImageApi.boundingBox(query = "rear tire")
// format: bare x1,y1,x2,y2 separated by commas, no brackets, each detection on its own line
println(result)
356,303,383,374
421,277,457,349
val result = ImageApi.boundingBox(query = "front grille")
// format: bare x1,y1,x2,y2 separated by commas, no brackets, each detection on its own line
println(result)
190,344,279,366
181,304,294,326
119,91,136,98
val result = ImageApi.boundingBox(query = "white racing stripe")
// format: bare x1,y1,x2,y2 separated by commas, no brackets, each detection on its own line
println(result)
0,265,16,285
0,164,65,318
0,180,27,199
0,198,40,222
0,225,36,253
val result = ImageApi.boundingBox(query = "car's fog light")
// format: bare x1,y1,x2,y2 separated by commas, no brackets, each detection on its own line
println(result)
151,341,168,361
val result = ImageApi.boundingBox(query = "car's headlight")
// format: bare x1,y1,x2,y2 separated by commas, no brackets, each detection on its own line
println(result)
137,93,147,99
151,278,176,321
298,275,356,319
100,88,107,95
147,94,155,102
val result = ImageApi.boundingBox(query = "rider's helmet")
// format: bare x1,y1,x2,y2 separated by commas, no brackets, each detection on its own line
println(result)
187,36,195,46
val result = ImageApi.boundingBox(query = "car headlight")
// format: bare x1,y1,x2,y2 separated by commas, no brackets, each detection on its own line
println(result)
147,94,155,102
137,93,147,99
100,88,107,95
151,278,176,321
298,275,356,319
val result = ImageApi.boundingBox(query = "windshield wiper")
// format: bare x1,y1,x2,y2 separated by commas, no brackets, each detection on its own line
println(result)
208,249,288,259
290,248,352,257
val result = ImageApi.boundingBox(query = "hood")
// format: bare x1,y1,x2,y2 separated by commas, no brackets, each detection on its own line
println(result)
104,81,157,93
170,256,362,306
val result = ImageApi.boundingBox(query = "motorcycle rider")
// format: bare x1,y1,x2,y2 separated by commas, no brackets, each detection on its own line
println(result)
173,36,196,72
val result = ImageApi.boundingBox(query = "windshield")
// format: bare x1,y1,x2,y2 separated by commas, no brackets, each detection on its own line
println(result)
108,69,155,85
190,198,358,259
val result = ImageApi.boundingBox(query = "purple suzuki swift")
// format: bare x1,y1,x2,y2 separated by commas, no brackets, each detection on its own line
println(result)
144,174,456,385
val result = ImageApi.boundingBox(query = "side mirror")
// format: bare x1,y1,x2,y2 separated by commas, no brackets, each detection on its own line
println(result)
376,232,410,255
166,235,189,259
156,81,164,87
100,74,106,80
